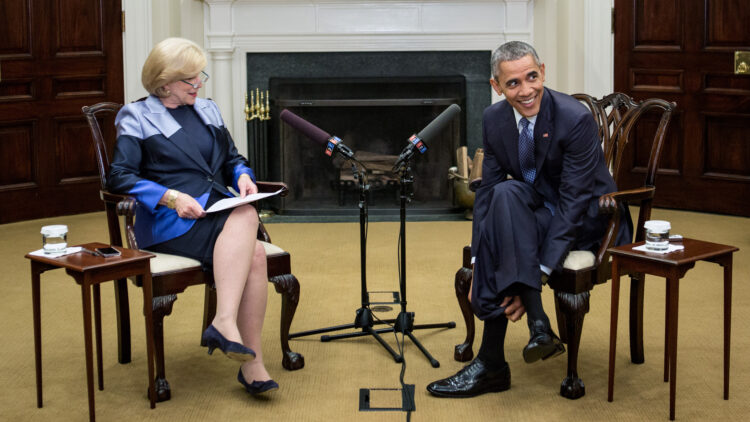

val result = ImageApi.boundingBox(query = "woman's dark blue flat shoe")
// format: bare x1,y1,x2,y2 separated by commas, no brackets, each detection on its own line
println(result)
201,325,256,362
237,369,279,395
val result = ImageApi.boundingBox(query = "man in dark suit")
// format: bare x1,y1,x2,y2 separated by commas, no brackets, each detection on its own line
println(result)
428,41,630,398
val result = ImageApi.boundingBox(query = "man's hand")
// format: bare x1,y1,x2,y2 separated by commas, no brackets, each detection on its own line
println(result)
237,174,258,198
174,192,206,219
501,296,525,322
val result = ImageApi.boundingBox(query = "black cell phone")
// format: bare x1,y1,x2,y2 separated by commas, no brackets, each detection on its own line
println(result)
95,246,121,257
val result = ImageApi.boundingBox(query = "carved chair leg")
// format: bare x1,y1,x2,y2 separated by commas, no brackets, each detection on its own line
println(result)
554,290,590,400
151,294,177,402
201,284,217,347
554,295,568,344
114,278,131,364
270,273,305,371
629,272,646,364
454,266,475,362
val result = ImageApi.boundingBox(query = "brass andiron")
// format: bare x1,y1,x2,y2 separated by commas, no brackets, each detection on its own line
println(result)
246,87,270,181
246,90,257,121
246,87,271,121
244,93,251,121
258,90,266,121
263,90,271,120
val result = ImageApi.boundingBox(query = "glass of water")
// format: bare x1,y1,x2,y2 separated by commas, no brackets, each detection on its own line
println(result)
41,225,68,253
644,220,670,251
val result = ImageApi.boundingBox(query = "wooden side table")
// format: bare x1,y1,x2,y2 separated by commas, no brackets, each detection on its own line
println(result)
26,242,157,422
607,238,738,420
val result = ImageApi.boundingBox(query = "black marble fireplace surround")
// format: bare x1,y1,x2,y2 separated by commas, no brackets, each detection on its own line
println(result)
246,51,490,217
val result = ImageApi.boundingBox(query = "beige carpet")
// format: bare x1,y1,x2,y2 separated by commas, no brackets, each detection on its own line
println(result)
1,208,748,421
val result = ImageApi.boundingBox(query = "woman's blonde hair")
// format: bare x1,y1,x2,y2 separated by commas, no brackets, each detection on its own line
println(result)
141,37,207,97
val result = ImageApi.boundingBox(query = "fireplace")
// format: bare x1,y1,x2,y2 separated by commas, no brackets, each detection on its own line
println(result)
246,51,490,216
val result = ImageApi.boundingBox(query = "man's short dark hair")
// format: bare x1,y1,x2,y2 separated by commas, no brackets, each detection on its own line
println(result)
491,41,542,81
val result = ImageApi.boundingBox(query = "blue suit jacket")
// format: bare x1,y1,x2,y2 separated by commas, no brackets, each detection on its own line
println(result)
472,87,629,272
108,95,255,248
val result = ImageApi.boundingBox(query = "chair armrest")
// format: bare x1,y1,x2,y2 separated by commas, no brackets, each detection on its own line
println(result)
256,181,289,197
101,190,131,206
598,186,655,213
116,196,137,217
115,197,139,249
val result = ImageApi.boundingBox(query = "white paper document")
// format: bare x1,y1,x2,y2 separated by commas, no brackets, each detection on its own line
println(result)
28,246,83,258
205,189,283,213
632,243,684,254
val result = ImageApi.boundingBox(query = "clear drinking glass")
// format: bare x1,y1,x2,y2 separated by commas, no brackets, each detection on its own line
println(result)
644,220,670,251
41,224,68,253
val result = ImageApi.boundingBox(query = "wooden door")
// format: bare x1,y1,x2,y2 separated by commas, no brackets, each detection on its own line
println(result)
614,0,750,216
0,0,123,223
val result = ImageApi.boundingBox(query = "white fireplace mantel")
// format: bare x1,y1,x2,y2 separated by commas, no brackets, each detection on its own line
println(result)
202,0,533,157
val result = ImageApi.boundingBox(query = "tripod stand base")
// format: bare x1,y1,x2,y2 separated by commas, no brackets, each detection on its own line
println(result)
290,308,454,366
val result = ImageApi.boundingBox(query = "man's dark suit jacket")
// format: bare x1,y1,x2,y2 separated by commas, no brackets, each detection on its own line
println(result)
108,95,255,248
471,87,630,281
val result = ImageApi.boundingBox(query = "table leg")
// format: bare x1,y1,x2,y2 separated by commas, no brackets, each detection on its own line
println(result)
81,282,96,422
608,259,621,402
629,273,645,364
113,278,131,364
667,276,679,421
93,284,103,391
664,281,671,382
141,271,156,409
31,264,43,408
723,256,732,400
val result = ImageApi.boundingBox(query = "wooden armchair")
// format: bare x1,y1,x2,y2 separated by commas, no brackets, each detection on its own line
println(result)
452,93,675,399
82,102,304,402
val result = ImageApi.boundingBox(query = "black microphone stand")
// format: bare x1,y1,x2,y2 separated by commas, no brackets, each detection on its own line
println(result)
391,158,456,367
289,152,457,367
288,160,403,362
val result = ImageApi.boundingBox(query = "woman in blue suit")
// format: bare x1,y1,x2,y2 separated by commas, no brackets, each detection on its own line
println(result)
108,37,277,395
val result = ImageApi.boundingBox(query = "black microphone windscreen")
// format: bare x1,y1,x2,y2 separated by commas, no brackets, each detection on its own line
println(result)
416,104,461,143
280,109,331,146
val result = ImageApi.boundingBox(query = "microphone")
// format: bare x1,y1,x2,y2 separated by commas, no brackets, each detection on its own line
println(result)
279,109,355,160
393,103,461,171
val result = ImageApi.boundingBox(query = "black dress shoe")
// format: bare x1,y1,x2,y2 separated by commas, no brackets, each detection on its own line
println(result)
237,369,278,396
201,325,256,362
426,358,510,398
523,319,565,363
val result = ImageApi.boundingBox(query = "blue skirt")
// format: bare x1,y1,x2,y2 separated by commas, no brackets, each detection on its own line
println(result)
146,190,233,271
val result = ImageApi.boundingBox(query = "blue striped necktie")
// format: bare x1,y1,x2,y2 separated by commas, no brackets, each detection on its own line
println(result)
518,117,536,184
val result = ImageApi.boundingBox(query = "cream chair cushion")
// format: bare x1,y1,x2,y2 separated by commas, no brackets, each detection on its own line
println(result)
145,240,286,275
260,240,285,256
148,251,202,274
562,250,596,271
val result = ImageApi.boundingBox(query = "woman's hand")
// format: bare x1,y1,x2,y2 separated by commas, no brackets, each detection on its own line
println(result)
174,192,206,219
237,174,258,198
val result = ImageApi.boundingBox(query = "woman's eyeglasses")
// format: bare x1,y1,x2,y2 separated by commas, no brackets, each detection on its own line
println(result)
181,71,209,89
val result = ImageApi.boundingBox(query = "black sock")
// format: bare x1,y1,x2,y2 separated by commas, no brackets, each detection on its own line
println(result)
515,284,547,322
476,316,508,369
